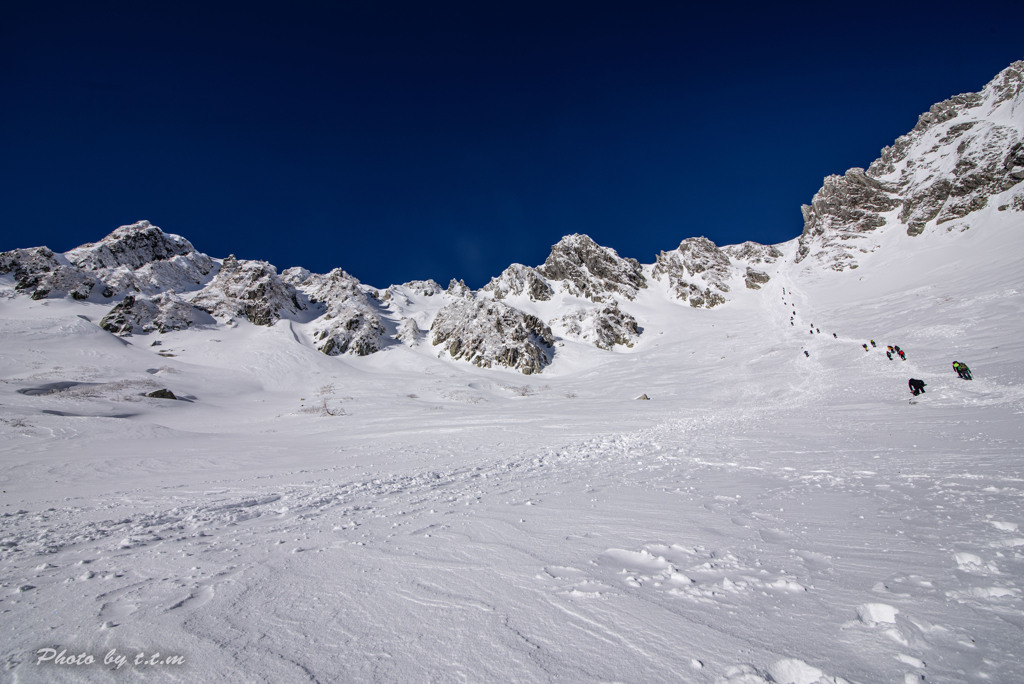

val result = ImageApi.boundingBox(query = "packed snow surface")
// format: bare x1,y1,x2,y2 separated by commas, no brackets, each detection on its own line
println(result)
2,203,1023,683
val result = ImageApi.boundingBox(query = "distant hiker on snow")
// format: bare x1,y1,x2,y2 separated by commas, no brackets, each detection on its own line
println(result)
886,351,893,360
909,378,926,396
870,340,876,347
833,333,837,338
894,345,902,353
804,350,809,357
898,350,906,360
863,344,869,351
953,361,973,380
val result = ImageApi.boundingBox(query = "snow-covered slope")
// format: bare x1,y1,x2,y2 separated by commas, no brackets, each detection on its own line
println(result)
1,62,1023,684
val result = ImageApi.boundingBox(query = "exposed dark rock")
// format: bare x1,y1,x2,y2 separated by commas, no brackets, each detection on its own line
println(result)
536,234,646,301
652,237,732,307
801,61,1023,261
744,268,771,290
146,388,177,400
431,299,555,374
191,255,306,326
100,293,214,335
554,303,641,350
298,269,388,356
483,264,553,301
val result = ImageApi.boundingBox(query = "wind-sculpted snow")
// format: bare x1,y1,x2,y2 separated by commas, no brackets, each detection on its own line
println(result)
190,255,307,326
798,61,1024,268
431,298,555,374
536,233,646,301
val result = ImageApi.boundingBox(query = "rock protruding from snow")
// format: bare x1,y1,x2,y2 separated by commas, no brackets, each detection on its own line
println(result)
191,255,306,326
446,279,472,298
100,293,215,335
295,269,388,357
798,61,1024,267
65,220,216,295
68,220,195,271
796,169,901,269
388,279,443,299
431,299,555,374
652,237,732,308
0,247,100,300
483,264,553,301
395,318,421,346
744,268,771,290
536,234,646,301
553,303,641,350
722,241,783,264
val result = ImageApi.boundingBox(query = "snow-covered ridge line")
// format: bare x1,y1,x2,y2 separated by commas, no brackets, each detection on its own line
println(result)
2,62,1022,373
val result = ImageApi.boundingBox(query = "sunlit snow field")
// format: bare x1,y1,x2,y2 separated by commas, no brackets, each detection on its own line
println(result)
1,211,1022,683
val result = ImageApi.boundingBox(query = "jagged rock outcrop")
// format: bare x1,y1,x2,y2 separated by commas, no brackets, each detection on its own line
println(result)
1,221,216,300
0,247,100,300
383,279,443,306
191,255,306,326
798,61,1024,267
431,299,555,374
293,268,388,356
722,242,783,264
100,293,215,335
652,237,732,308
482,264,553,301
65,220,216,295
536,234,646,301
796,169,901,269
446,279,472,298
314,304,387,356
744,268,771,290
385,278,442,296
553,303,641,350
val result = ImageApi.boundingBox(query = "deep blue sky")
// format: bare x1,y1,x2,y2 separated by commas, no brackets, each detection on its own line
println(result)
2,2,1021,288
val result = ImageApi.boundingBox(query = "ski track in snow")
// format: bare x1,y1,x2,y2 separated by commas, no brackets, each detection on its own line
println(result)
2,392,1023,682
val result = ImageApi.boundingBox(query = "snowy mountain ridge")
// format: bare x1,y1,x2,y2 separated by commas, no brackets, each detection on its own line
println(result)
796,60,1024,270
2,62,1023,375
2,64,1024,684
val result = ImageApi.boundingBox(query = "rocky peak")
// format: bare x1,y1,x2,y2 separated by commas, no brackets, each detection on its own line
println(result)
296,268,389,357
796,169,901,268
536,234,646,301
482,263,553,301
798,62,1024,269
652,237,734,308
430,298,555,375
66,220,200,272
190,255,306,326
446,279,472,298
722,241,783,264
